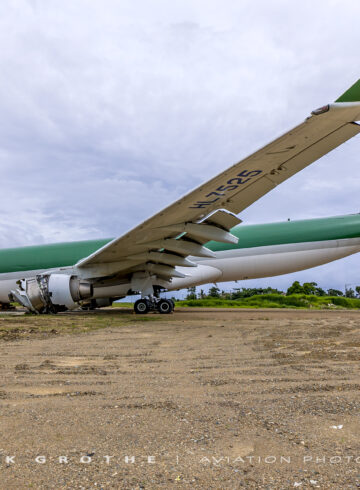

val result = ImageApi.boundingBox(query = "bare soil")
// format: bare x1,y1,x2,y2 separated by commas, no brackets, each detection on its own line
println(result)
1,308,360,489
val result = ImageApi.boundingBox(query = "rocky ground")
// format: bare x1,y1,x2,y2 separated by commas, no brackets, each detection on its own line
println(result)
0,308,360,489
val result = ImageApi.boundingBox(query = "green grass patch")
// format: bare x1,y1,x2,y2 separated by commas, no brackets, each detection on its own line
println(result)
111,302,134,308
175,294,360,309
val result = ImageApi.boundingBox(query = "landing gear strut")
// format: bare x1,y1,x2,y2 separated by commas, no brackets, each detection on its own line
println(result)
134,297,174,315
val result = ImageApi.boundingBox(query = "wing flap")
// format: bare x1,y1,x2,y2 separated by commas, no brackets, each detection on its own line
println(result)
203,209,242,231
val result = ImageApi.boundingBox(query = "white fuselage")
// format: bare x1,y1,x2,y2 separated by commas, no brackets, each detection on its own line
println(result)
1,237,359,302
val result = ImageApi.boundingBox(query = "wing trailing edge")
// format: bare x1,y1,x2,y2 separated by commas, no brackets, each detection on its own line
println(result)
75,80,360,286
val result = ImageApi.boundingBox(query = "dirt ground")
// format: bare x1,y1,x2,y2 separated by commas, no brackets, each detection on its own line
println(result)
1,308,360,489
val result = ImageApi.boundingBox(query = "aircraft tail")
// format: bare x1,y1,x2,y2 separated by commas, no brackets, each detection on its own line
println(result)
336,79,360,102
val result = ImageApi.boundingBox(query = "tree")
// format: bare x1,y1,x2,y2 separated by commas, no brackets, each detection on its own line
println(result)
221,290,231,300
302,282,319,295
263,286,284,295
208,286,220,298
286,281,304,295
356,286,360,298
345,288,356,298
287,281,325,296
314,285,326,296
186,286,197,300
327,289,343,297
230,287,283,299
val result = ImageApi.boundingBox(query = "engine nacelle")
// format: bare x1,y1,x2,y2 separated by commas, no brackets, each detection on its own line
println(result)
81,297,116,310
10,274,93,313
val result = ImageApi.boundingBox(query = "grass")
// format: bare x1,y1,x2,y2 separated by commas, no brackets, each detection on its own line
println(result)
174,294,360,309
111,302,134,308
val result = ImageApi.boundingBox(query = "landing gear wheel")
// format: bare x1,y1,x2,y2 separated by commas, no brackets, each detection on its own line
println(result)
134,299,150,314
157,299,173,314
169,299,175,310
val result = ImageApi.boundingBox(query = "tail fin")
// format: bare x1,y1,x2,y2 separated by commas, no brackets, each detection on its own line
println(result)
336,79,360,102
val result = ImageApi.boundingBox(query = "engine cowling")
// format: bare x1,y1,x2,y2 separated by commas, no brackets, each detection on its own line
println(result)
81,297,117,310
10,274,93,313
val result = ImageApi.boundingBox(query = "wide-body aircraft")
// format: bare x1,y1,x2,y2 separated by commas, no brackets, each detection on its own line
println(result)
2,81,360,314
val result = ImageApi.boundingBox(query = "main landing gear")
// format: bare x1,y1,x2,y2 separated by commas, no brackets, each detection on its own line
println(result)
134,297,174,315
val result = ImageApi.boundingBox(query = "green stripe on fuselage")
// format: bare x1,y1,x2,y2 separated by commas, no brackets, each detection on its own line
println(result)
208,214,360,252
0,238,111,274
0,214,360,274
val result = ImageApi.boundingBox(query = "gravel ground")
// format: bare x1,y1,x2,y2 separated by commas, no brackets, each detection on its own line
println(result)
0,308,360,489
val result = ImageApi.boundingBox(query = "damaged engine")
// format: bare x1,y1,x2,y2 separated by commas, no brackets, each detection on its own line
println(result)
10,274,93,314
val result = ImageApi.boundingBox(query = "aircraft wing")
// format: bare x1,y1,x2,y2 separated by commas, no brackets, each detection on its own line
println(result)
77,80,360,282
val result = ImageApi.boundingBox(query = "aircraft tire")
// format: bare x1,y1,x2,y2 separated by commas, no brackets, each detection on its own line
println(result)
157,299,173,314
134,299,150,314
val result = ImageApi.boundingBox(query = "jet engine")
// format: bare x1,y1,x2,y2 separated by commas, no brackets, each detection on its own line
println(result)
10,274,93,314
81,297,116,310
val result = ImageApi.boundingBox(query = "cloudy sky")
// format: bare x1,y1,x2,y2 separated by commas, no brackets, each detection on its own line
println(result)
1,0,360,292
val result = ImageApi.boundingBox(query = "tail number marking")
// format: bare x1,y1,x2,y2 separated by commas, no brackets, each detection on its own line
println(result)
189,170,262,209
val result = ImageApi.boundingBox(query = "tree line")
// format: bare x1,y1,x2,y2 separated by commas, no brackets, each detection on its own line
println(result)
186,281,360,300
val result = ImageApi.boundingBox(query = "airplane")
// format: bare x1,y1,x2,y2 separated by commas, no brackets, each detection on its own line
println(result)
2,80,360,314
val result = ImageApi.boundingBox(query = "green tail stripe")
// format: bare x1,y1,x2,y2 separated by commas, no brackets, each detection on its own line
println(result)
336,79,360,103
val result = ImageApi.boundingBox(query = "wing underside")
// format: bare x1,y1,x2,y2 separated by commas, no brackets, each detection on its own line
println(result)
76,86,360,289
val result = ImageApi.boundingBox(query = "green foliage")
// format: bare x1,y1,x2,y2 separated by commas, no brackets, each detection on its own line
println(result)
231,287,283,298
186,286,197,300
312,285,326,296
286,281,303,295
113,281,357,310
286,281,326,296
345,288,356,298
331,297,350,307
199,289,206,299
327,288,343,297
177,294,360,310
208,286,220,298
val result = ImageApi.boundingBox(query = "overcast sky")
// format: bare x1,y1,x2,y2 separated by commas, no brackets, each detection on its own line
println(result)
1,0,360,291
